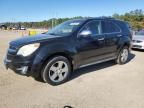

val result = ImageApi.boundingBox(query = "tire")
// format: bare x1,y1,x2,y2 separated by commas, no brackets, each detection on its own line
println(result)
116,46,129,65
41,56,71,85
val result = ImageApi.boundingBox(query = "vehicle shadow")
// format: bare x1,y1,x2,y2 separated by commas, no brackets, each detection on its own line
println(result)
132,49,144,52
69,53,135,82
127,53,136,62
35,53,135,84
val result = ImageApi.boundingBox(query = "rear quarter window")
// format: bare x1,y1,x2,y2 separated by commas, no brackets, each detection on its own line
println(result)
115,20,132,39
115,21,131,33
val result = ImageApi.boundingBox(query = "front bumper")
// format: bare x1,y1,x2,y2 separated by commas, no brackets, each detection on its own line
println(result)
132,43,144,50
4,56,32,76
4,49,43,78
4,43,44,79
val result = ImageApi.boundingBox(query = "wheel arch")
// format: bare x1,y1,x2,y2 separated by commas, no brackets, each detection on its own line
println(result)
41,52,74,72
117,36,131,54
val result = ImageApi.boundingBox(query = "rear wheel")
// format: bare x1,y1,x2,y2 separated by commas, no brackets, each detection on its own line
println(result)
41,56,71,85
116,46,129,65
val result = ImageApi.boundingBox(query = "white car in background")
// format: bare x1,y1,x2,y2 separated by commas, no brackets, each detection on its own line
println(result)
20,26,26,30
132,30,144,50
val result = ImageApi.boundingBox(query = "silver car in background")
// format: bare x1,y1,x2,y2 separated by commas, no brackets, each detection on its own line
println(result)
132,30,144,50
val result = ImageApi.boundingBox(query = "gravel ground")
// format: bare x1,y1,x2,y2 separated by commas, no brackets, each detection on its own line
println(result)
0,30,144,108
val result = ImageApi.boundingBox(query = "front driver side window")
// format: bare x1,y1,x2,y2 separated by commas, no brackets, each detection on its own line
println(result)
82,21,101,36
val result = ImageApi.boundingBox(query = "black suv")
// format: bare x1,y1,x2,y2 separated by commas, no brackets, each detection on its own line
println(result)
4,18,132,85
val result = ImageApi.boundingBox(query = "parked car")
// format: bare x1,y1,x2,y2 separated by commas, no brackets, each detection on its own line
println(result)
132,30,144,50
4,18,132,85
0,24,7,30
20,26,26,30
12,27,18,30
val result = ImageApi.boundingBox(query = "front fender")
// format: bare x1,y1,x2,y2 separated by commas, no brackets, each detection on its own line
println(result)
30,43,77,78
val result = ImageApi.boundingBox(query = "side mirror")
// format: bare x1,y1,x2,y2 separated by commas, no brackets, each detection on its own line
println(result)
79,30,92,37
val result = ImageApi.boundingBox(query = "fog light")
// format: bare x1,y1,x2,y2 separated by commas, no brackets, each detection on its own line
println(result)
17,66,28,75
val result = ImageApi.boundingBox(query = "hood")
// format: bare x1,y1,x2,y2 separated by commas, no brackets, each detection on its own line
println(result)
10,33,61,47
133,35,144,41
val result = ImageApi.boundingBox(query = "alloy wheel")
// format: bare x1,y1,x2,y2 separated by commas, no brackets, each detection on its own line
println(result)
49,61,69,83
121,49,129,63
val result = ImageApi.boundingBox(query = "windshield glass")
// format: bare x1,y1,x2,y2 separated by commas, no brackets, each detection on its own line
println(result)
47,20,85,36
135,31,144,36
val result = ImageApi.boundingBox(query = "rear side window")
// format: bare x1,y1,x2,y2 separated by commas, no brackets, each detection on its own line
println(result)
102,21,121,33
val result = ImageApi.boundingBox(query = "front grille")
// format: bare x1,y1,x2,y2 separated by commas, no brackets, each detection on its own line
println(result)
9,45,17,50
8,45,17,55
7,53,15,60
133,40,143,43
133,45,142,48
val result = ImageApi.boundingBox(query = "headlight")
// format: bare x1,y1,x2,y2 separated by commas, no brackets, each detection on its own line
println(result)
17,43,40,57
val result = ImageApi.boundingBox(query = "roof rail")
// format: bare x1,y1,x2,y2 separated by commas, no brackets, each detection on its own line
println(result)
86,17,115,20
99,16,114,19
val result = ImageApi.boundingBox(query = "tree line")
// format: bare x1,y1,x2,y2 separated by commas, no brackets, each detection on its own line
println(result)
4,16,85,29
113,9,144,30
4,9,144,30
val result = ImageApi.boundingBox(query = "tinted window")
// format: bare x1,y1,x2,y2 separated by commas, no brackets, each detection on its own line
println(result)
135,31,144,36
126,22,132,30
102,21,120,33
82,21,101,35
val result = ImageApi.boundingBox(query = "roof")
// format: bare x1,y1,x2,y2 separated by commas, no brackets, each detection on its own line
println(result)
71,17,118,22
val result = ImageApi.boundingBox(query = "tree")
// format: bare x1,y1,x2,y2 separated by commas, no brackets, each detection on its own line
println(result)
113,9,144,30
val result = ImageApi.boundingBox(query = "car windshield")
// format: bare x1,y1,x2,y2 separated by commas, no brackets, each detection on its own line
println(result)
47,20,85,36
135,31,144,36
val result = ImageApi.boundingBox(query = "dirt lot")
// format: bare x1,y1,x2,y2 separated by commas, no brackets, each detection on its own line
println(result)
0,30,144,108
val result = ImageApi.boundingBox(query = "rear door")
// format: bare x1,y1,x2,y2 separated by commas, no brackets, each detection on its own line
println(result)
102,20,122,56
76,20,106,66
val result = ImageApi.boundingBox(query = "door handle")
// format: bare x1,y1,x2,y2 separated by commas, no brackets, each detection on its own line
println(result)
98,38,104,41
117,34,122,37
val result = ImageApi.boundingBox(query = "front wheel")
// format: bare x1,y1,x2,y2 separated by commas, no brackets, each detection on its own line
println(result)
41,56,71,85
116,46,129,65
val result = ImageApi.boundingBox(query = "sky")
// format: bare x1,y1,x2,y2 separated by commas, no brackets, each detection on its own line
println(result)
0,0,144,23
